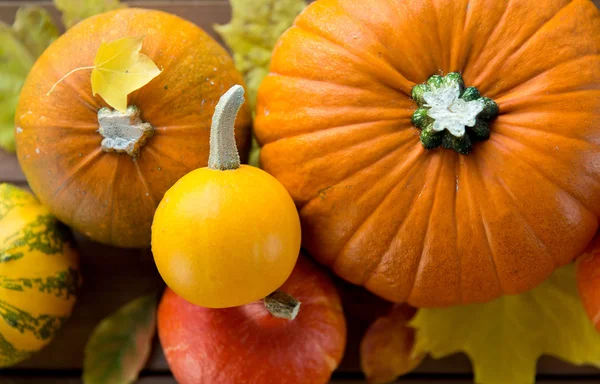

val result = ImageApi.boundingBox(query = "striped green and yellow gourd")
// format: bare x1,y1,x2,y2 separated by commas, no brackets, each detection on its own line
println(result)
0,183,81,367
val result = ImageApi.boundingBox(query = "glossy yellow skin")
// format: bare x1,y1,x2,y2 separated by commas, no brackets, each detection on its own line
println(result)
152,165,301,308
0,184,80,367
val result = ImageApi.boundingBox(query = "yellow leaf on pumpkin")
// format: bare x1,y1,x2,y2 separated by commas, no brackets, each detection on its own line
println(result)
91,36,161,113
410,264,600,384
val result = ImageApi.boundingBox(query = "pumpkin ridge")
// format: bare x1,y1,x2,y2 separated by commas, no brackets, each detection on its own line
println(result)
143,146,190,171
495,0,581,76
133,159,157,206
453,153,462,303
150,124,200,132
263,119,411,149
495,121,600,152
300,140,423,270
304,135,421,215
491,54,600,102
107,156,121,245
472,0,575,94
272,125,418,206
492,173,554,266
30,122,99,132
47,64,100,114
428,0,449,72
49,147,103,202
489,132,598,218
336,145,427,286
334,0,426,85
292,130,417,198
292,22,413,95
467,0,510,85
446,0,471,72
306,130,411,165
128,25,196,107
267,72,404,104
498,85,600,109
404,153,446,304
260,115,410,146
469,156,506,295
383,0,431,79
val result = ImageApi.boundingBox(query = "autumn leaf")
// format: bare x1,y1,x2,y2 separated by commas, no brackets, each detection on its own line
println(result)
576,234,600,332
214,0,306,167
54,0,125,29
410,264,600,384
83,295,157,384
361,304,424,384
0,6,59,153
49,36,161,113
90,36,162,113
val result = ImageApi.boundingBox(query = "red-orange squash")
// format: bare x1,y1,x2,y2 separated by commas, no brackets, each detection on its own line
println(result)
157,255,347,384
576,234,600,331
15,8,251,248
255,0,600,307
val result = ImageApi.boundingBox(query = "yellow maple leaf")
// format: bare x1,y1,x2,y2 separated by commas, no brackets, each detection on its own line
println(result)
48,35,161,113
410,264,600,384
91,36,161,113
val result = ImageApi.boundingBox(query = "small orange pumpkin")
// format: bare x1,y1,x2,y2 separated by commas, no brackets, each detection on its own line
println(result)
576,234,600,331
255,0,600,306
15,8,251,247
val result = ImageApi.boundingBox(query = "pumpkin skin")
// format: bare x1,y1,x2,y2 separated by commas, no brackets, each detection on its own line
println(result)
255,0,600,307
0,184,81,367
157,255,347,384
576,234,600,331
15,8,252,248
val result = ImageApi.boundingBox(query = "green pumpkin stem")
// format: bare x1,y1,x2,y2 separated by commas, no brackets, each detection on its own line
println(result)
208,85,245,171
410,72,499,155
264,290,301,320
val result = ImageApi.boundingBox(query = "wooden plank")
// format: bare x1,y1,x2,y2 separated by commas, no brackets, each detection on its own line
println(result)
3,377,600,384
1,378,177,384
0,150,24,182
0,0,599,380
0,1,232,43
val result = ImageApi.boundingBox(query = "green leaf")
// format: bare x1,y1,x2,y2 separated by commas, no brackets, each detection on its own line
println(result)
54,0,125,29
214,0,306,168
214,0,306,109
410,264,600,384
83,295,157,384
0,7,59,153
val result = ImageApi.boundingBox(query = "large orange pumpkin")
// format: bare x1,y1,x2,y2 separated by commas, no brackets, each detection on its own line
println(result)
15,8,251,248
255,0,600,307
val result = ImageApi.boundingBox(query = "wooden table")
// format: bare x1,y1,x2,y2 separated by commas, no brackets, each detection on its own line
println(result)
2,1,600,383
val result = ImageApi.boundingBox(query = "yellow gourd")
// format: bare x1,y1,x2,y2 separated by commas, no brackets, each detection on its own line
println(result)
151,85,301,308
0,183,81,367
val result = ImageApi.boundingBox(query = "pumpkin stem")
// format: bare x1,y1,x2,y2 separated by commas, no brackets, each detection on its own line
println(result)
264,290,301,320
411,72,499,155
208,85,245,170
97,106,154,157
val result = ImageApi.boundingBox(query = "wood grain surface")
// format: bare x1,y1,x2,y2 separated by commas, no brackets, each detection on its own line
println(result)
1,0,600,383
